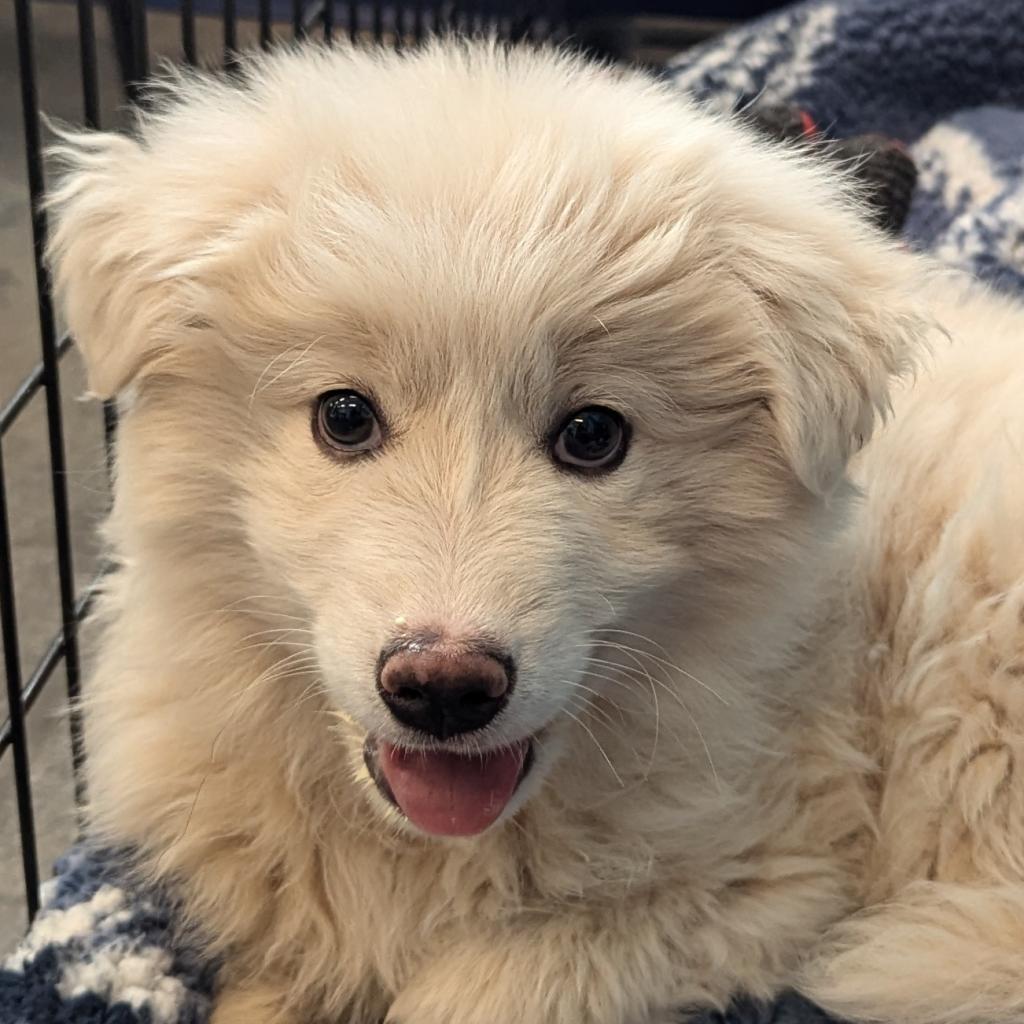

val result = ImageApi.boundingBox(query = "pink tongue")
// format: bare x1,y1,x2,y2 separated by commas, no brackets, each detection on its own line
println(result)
378,742,527,837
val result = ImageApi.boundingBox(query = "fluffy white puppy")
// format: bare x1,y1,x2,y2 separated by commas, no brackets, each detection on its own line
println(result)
47,40,1024,1024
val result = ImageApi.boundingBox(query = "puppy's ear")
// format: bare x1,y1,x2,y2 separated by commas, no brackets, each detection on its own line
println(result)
45,128,196,399
729,155,929,497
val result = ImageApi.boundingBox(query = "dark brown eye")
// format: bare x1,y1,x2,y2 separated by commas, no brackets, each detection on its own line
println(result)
552,406,628,472
316,390,382,452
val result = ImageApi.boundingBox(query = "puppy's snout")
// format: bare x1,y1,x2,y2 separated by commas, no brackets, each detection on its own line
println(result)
376,642,513,739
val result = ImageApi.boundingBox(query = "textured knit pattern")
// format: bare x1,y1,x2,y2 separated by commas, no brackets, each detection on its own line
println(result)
667,0,1024,292
1,847,214,1023
3,0,1023,1018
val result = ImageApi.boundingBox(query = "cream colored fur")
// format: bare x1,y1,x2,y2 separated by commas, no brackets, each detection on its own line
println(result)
45,41,1024,1024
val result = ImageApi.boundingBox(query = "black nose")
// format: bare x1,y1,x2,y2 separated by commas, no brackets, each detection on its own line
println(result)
376,643,513,739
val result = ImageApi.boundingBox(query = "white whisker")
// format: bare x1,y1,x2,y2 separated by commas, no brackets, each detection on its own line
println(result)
586,630,730,705
562,707,625,787
583,648,720,788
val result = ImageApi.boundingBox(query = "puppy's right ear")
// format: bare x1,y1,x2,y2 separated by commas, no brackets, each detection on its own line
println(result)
46,128,190,399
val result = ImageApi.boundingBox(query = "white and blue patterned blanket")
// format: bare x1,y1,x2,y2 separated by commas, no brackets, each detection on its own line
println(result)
667,0,1024,293
4,0,1024,1019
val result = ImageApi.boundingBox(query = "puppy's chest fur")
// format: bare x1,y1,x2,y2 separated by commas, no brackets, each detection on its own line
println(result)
206,703,877,1021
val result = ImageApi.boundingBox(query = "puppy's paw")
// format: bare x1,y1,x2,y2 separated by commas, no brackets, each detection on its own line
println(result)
386,945,585,1024
644,1011,689,1024
387,945,684,1024
636,1011,686,1024
387,994,687,1024
210,981,297,1024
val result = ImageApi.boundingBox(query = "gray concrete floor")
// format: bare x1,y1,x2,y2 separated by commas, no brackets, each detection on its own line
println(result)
0,0,263,954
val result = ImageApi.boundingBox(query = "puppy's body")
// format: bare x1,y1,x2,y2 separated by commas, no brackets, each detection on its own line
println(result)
48,43,1024,1024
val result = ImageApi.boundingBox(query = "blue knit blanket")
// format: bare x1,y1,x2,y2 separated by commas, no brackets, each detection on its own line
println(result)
4,0,1024,1019
667,0,1024,294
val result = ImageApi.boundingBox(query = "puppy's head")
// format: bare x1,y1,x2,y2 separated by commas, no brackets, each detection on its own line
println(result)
49,43,924,838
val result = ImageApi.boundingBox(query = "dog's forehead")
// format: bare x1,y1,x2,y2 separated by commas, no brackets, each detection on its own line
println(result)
233,156,748,434
287,289,610,418
202,62,754,417
272,159,712,384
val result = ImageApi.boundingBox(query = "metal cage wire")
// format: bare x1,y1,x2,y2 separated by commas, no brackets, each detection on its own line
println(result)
2,0,569,929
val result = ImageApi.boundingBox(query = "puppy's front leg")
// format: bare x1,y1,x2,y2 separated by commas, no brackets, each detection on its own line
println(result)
385,911,734,1024
210,981,299,1024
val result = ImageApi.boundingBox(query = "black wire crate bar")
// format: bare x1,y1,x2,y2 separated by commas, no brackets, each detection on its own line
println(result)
109,0,569,90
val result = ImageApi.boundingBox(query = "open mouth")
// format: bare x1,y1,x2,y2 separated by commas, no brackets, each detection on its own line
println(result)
363,736,534,838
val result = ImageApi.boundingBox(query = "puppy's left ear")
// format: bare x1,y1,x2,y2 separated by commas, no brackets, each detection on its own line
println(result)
45,126,202,399
730,157,930,497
